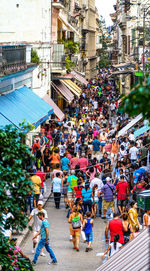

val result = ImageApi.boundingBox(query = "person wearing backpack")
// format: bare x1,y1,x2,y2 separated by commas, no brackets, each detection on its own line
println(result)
68,207,83,251
67,171,78,207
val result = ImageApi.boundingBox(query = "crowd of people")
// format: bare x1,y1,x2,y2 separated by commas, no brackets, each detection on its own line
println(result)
4,69,150,268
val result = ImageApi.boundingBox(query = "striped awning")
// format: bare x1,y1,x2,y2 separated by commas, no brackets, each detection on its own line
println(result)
96,227,150,271
71,70,88,86
60,79,81,98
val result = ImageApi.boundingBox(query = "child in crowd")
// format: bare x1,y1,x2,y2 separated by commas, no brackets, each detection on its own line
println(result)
102,234,122,259
82,211,94,252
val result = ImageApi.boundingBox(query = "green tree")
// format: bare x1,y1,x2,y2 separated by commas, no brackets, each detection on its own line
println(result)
31,48,40,65
98,16,111,68
121,77,150,121
0,124,34,270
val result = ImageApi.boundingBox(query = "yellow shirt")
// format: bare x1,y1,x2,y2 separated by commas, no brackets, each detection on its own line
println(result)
128,208,138,230
31,175,41,194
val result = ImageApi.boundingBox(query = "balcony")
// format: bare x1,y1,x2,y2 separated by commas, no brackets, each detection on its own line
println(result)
52,0,64,9
0,45,36,77
51,43,66,73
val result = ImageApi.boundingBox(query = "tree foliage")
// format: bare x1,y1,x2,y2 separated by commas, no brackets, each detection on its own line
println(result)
121,77,150,121
98,16,111,69
65,55,75,73
31,48,40,65
0,124,34,270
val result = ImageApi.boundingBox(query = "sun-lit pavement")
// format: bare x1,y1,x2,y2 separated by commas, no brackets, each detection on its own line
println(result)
22,196,106,271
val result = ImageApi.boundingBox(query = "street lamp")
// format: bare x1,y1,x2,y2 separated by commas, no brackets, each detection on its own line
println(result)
142,7,150,77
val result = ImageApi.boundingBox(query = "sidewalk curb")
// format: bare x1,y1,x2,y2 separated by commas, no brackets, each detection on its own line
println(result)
17,182,52,247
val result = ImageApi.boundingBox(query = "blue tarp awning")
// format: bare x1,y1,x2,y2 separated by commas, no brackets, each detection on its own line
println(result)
0,86,53,128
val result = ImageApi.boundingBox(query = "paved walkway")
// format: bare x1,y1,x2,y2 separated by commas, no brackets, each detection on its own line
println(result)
22,197,106,271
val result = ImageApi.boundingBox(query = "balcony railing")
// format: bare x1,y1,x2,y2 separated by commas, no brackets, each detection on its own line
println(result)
0,45,35,77
51,43,66,72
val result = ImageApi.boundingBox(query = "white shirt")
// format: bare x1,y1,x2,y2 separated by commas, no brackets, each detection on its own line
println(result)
110,103,116,111
129,133,135,141
129,146,139,160
110,242,122,256
90,178,103,191
93,101,98,109
58,144,66,156
31,208,48,231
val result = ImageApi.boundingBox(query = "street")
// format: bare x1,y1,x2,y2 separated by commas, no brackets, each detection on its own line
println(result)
22,196,106,271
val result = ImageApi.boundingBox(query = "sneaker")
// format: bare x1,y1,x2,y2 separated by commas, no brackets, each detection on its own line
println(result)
85,248,89,252
48,260,57,265
40,252,46,257
32,261,36,265
32,249,35,254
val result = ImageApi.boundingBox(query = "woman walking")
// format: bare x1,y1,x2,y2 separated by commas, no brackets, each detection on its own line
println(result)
68,207,83,251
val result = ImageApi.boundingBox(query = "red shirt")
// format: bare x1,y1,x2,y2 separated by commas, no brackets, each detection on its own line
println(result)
36,171,45,188
116,181,129,200
109,219,124,244
74,186,83,198
133,184,145,192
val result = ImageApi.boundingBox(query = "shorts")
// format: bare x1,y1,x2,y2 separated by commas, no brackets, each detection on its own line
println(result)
100,142,106,147
67,191,73,201
111,153,117,158
33,231,39,243
103,200,114,211
117,199,127,207
72,228,81,237
85,232,93,242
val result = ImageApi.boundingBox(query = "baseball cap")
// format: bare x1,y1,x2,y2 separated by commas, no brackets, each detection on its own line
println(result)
38,201,43,206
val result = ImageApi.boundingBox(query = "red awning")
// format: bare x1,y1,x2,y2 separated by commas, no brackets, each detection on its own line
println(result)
71,70,88,86
42,95,64,121
51,81,74,104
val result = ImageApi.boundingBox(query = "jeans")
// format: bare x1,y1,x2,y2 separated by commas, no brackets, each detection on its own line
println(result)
26,195,34,213
98,196,102,212
83,200,92,215
54,192,61,208
33,239,57,263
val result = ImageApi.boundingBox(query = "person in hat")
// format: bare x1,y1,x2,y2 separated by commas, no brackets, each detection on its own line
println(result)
100,177,115,219
29,201,48,256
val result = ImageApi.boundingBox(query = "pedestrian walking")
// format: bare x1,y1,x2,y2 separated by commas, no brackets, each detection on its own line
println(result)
32,212,57,265
82,211,94,252
52,172,63,209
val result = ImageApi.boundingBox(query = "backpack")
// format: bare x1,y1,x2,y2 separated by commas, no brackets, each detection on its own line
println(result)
44,136,49,145
72,216,81,229
70,176,77,190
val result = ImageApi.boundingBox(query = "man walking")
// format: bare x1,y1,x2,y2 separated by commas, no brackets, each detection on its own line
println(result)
52,172,63,209
101,177,115,219
32,212,57,265
115,175,129,214
29,201,48,256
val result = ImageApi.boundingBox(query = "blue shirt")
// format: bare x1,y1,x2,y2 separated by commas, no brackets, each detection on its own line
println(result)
61,157,70,170
81,188,92,201
133,168,146,184
92,139,101,151
52,177,62,192
41,219,49,240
